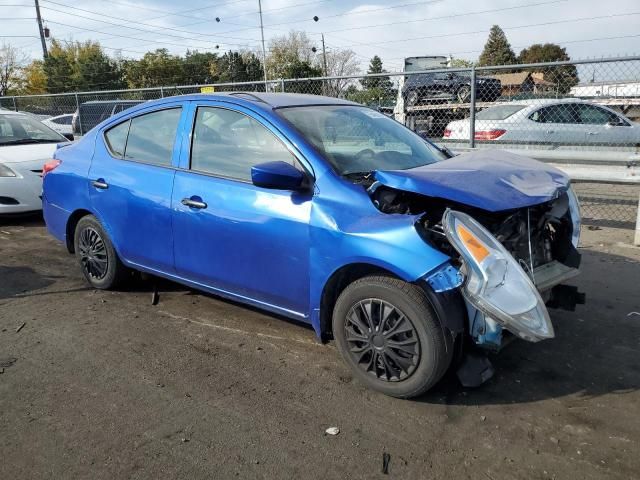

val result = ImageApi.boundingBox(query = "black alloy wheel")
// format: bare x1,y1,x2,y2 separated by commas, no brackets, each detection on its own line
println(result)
78,226,108,280
344,299,420,382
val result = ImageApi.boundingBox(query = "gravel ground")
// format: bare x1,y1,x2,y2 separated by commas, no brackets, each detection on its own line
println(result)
1,215,639,480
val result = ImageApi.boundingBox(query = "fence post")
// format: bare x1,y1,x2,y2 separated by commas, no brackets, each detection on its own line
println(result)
280,78,285,93
634,192,640,246
12,96,17,112
160,86,164,98
469,66,476,149
75,93,83,136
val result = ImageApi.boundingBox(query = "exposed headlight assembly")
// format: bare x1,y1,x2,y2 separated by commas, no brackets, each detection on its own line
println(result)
0,163,16,177
567,185,581,248
443,209,554,342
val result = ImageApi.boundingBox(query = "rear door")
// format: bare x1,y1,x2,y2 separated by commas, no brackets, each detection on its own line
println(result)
527,104,584,144
88,103,187,273
171,102,312,316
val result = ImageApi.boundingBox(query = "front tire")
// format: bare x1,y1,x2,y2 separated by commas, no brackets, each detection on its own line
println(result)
332,275,451,398
456,85,471,103
74,215,128,289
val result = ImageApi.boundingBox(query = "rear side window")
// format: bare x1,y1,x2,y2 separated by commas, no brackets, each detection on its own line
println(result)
103,108,182,165
529,105,577,124
104,120,130,157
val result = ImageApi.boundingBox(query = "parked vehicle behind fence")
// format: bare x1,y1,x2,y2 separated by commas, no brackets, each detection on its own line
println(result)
72,100,143,135
403,71,502,107
43,93,584,398
42,114,74,136
0,109,68,214
443,98,639,144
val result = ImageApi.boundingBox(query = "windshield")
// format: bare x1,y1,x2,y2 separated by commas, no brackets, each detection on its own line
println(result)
0,114,65,145
476,104,525,120
277,105,446,175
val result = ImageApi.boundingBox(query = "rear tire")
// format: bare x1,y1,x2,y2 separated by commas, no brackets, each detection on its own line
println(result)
74,215,128,290
456,85,471,103
332,275,451,398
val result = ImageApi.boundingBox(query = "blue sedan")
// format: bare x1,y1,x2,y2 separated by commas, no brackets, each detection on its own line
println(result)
42,93,583,398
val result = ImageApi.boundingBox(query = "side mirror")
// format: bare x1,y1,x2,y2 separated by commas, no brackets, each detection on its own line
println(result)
251,161,305,190
63,133,74,141
606,119,625,127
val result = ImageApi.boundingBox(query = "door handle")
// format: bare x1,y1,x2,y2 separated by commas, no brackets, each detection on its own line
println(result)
181,197,207,209
91,179,108,189
588,131,599,135
546,130,555,134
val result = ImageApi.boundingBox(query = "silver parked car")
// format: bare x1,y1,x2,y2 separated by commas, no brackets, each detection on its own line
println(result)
443,99,640,145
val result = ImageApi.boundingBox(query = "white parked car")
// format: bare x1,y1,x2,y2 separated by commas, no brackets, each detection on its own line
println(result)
0,110,68,214
443,99,640,144
41,114,74,136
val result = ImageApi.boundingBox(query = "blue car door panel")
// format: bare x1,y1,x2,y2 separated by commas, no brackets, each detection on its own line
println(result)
171,103,312,316
89,104,187,272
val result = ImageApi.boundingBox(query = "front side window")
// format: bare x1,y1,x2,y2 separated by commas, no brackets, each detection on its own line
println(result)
277,105,446,175
124,108,182,166
576,104,624,125
190,107,297,181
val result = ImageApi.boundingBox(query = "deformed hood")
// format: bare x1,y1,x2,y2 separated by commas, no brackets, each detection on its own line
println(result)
374,149,569,212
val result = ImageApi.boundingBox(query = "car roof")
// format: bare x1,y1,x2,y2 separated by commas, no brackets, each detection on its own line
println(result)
507,98,595,106
0,109,25,116
134,92,359,109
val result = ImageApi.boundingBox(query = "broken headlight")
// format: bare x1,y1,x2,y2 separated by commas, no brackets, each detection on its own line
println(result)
567,185,581,248
443,209,554,342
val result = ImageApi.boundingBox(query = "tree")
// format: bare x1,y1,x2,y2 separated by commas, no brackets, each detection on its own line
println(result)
518,43,579,93
19,60,47,94
350,56,395,106
123,49,183,88
211,50,264,85
450,58,475,68
0,43,27,95
323,48,360,97
182,50,218,85
44,40,124,92
478,25,517,67
266,31,316,80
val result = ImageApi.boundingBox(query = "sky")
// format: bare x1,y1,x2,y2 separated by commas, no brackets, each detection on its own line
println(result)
2,0,640,73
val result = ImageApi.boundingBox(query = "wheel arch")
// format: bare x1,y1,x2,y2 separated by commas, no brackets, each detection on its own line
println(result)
65,208,94,253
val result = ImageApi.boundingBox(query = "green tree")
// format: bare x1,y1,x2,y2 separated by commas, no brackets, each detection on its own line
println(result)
518,43,579,93
212,51,264,85
0,42,26,95
19,60,48,94
123,49,184,88
478,25,517,67
450,58,475,68
360,55,393,92
44,40,124,92
182,50,218,85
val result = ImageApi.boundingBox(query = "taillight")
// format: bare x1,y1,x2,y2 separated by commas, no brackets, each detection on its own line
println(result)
474,129,506,141
42,159,62,177
443,128,452,138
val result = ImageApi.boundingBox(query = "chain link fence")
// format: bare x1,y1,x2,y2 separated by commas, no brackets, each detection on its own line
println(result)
1,56,639,236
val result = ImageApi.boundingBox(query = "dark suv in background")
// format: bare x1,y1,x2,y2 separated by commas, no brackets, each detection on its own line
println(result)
72,100,143,135
402,72,502,107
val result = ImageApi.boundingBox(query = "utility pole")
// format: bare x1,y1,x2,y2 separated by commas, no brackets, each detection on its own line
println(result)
321,33,328,77
34,0,48,59
257,0,268,90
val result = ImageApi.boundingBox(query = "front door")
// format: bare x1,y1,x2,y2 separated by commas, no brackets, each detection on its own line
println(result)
88,104,185,273
172,104,312,316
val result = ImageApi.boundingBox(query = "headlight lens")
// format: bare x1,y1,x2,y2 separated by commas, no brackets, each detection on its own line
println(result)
443,209,554,342
567,185,581,248
0,163,16,177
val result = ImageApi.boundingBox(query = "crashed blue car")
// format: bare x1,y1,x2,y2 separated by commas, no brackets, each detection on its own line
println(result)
42,93,583,398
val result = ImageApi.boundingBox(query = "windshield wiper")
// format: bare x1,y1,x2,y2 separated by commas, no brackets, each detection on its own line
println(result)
0,138,60,146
